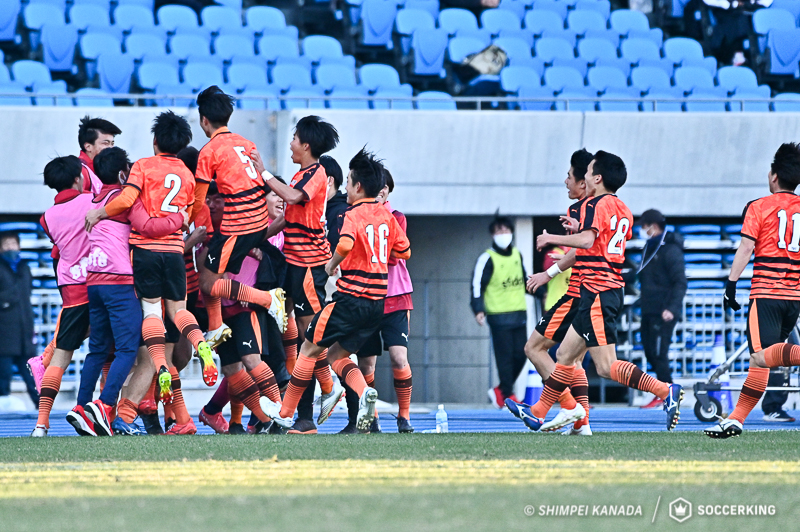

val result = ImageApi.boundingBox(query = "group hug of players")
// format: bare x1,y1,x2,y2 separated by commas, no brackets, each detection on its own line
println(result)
28,87,414,436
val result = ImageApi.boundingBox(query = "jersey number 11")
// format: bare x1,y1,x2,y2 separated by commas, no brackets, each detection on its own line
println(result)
777,209,800,252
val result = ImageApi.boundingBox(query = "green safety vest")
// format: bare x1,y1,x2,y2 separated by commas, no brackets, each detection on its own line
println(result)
484,248,527,314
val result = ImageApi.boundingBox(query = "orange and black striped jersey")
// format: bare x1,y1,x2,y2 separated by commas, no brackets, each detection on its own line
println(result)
574,194,632,293
335,199,411,300
126,154,194,254
565,197,589,298
184,203,213,294
742,192,800,300
196,128,269,236
283,163,331,267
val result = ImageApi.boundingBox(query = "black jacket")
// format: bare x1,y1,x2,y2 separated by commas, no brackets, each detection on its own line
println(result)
326,190,349,250
638,231,687,317
0,258,35,357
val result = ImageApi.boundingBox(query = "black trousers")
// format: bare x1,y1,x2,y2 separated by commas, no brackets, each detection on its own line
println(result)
0,355,39,408
489,324,528,398
762,368,789,415
640,315,676,384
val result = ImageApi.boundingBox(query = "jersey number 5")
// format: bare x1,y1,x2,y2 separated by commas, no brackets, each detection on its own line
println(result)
777,210,800,252
161,173,182,213
233,146,258,180
365,224,389,264
608,215,630,255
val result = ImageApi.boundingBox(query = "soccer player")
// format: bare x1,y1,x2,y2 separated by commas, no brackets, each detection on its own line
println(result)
78,116,121,194
706,143,800,438
260,148,411,433
84,112,217,425
507,151,683,432
507,149,594,436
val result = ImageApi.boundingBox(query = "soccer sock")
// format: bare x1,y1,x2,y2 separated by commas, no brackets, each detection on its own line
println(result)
729,367,770,424
248,362,281,403
230,398,243,425
571,367,591,429
764,343,800,367
279,355,316,418
169,368,192,425
363,369,375,388
283,319,299,375
314,349,333,395
42,339,55,368
531,364,575,419
204,377,230,416
99,358,113,393
331,358,368,398
211,279,273,308
142,316,168,370
174,309,205,349
393,365,412,419
118,398,138,424
163,403,174,423
557,390,578,410
206,295,223,332
37,366,64,428
610,360,669,400
228,369,268,422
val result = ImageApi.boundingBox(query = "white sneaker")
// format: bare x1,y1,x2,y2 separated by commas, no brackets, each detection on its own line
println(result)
204,324,232,350
541,404,586,432
31,424,47,437
258,396,294,429
316,382,344,425
704,418,743,439
356,387,378,433
267,288,288,333
561,423,593,436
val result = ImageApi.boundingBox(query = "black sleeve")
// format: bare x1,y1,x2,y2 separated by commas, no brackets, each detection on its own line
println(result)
470,253,493,315
663,245,687,317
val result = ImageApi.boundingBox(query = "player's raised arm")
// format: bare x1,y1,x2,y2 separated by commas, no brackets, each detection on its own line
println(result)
249,148,306,205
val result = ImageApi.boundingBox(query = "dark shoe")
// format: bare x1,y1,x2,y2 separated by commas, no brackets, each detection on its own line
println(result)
287,418,318,434
268,421,287,434
397,416,414,433
247,421,272,434
338,422,358,434
368,417,382,433
140,412,164,435
763,410,796,422
164,417,177,433
227,422,246,435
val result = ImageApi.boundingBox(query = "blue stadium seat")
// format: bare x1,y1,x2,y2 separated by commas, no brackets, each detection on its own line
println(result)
74,0,111,5
587,65,627,91
498,28,534,47
0,64,10,85
493,37,534,65
540,28,577,47
282,87,325,109
358,63,409,93
685,92,726,112
69,4,109,30
201,6,242,34
12,60,52,88
438,8,479,36
673,66,714,92
595,57,632,77
555,88,596,111
577,38,617,61
157,5,199,33
328,87,371,109
226,63,269,90
416,91,456,110
771,0,800,23
535,37,574,61
41,25,78,73
74,88,114,107
481,9,521,36
360,0,397,48
32,80,70,107
113,5,155,31
315,63,358,92
637,57,674,77
183,61,224,90
628,28,663,47
774,92,800,111
138,60,180,91
404,0,440,19
663,37,703,63
544,65,584,91
500,65,542,93
271,63,313,91
727,91,770,112
679,227,722,240
523,10,563,35
448,36,486,63
598,88,640,111
395,9,435,55
372,88,415,109
170,34,210,60
0,1,21,44
0,85,32,106
551,57,588,76
215,35,255,61
609,9,648,35
125,32,167,60
117,0,153,5
246,6,286,33
518,85,555,110
24,3,65,50
582,28,618,46
630,66,671,91
410,29,448,76
567,10,607,34
80,33,122,79
753,8,796,52
258,35,299,62
216,0,243,9
716,66,761,95
766,29,800,76
239,86,281,110
620,37,660,62
532,0,568,21
153,82,194,106
642,91,682,112
97,53,134,94
670,0,691,17
574,0,611,20
498,0,530,20
302,35,355,68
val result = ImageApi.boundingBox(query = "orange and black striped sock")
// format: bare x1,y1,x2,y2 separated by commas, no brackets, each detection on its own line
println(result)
331,358,368,397
279,355,316,418
283,319,299,375
314,349,333,395
249,361,281,403
168,368,192,425
571,367,590,428
174,309,205,350
163,403,174,423
610,360,669,399
118,398,138,424
729,367,769,423
211,279,273,308
363,370,375,388
37,366,65,428
531,364,575,419
230,398,244,425
142,316,168,370
228,369,268,422
42,339,55,368
393,365,412,419
557,389,578,410
764,343,800,367
206,294,223,331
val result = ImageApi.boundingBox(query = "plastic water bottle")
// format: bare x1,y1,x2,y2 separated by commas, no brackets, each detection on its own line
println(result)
435,404,449,433
523,366,543,405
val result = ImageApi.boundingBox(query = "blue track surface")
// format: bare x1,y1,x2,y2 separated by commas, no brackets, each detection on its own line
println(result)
2,407,799,437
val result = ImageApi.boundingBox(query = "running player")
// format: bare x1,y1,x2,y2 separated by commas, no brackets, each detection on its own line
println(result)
507,151,683,432
261,148,411,432
706,143,800,438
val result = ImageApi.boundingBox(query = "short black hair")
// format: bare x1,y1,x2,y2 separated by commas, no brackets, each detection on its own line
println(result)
43,155,82,192
570,148,593,182
208,181,219,196
348,147,385,198
152,111,192,155
93,147,131,186
295,115,339,158
78,116,121,152
319,155,343,189
177,146,199,176
771,142,800,191
0,232,20,245
196,85,235,127
639,209,666,230
383,168,395,193
591,150,627,192
489,215,514,234
263,175,287,195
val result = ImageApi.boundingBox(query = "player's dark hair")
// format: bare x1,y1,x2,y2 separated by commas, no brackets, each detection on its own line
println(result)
771,142,800,191
383,168,395,193
78,116,121,152
320,155,343,189
570,148,593,182
151,111,192,155
489,215,514,234
43,155,82,192
208,181,219,196
348,147,385,198
294,116,339,158
177,146,199,176
263,175,287,195
93,147,131,186
591,150,627,192
196,85,235,127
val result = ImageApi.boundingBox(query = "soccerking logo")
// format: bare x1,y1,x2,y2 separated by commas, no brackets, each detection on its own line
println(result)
669,498,692,523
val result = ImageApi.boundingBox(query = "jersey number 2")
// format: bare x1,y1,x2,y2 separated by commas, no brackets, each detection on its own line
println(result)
365,224,389,264
161,173,181,213
777,210,800,252
234,146,258,180
608,215,630,255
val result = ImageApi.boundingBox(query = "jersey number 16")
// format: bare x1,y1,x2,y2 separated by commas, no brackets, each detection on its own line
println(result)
365,224,389,264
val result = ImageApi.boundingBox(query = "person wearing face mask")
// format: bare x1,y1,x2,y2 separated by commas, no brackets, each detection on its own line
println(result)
0,231,38,410
637,209,687,409
471,216,528,408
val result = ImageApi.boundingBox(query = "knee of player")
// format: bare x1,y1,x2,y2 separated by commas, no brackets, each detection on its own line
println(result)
221,362,243,377
750,353,766,368
593,359,612,379
388,349,409,369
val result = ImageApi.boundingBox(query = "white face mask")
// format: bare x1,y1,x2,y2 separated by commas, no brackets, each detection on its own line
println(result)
638,227,650,240
493,233,513,249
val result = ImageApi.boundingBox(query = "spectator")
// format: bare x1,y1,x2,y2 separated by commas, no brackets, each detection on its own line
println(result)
0,232,39,409
471,216,528,408
636,209,687,409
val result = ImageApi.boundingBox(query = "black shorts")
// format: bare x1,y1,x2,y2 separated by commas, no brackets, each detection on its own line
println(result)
186,290,208,332
534,294,579,343
746,298,800,354
256,308,290,387
359,309,410,358
284,263,328,317
306,291,383,353
132,246,186,301
571,287,623,348
216,310,262,367
55,303,90,351
204,229,267,274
